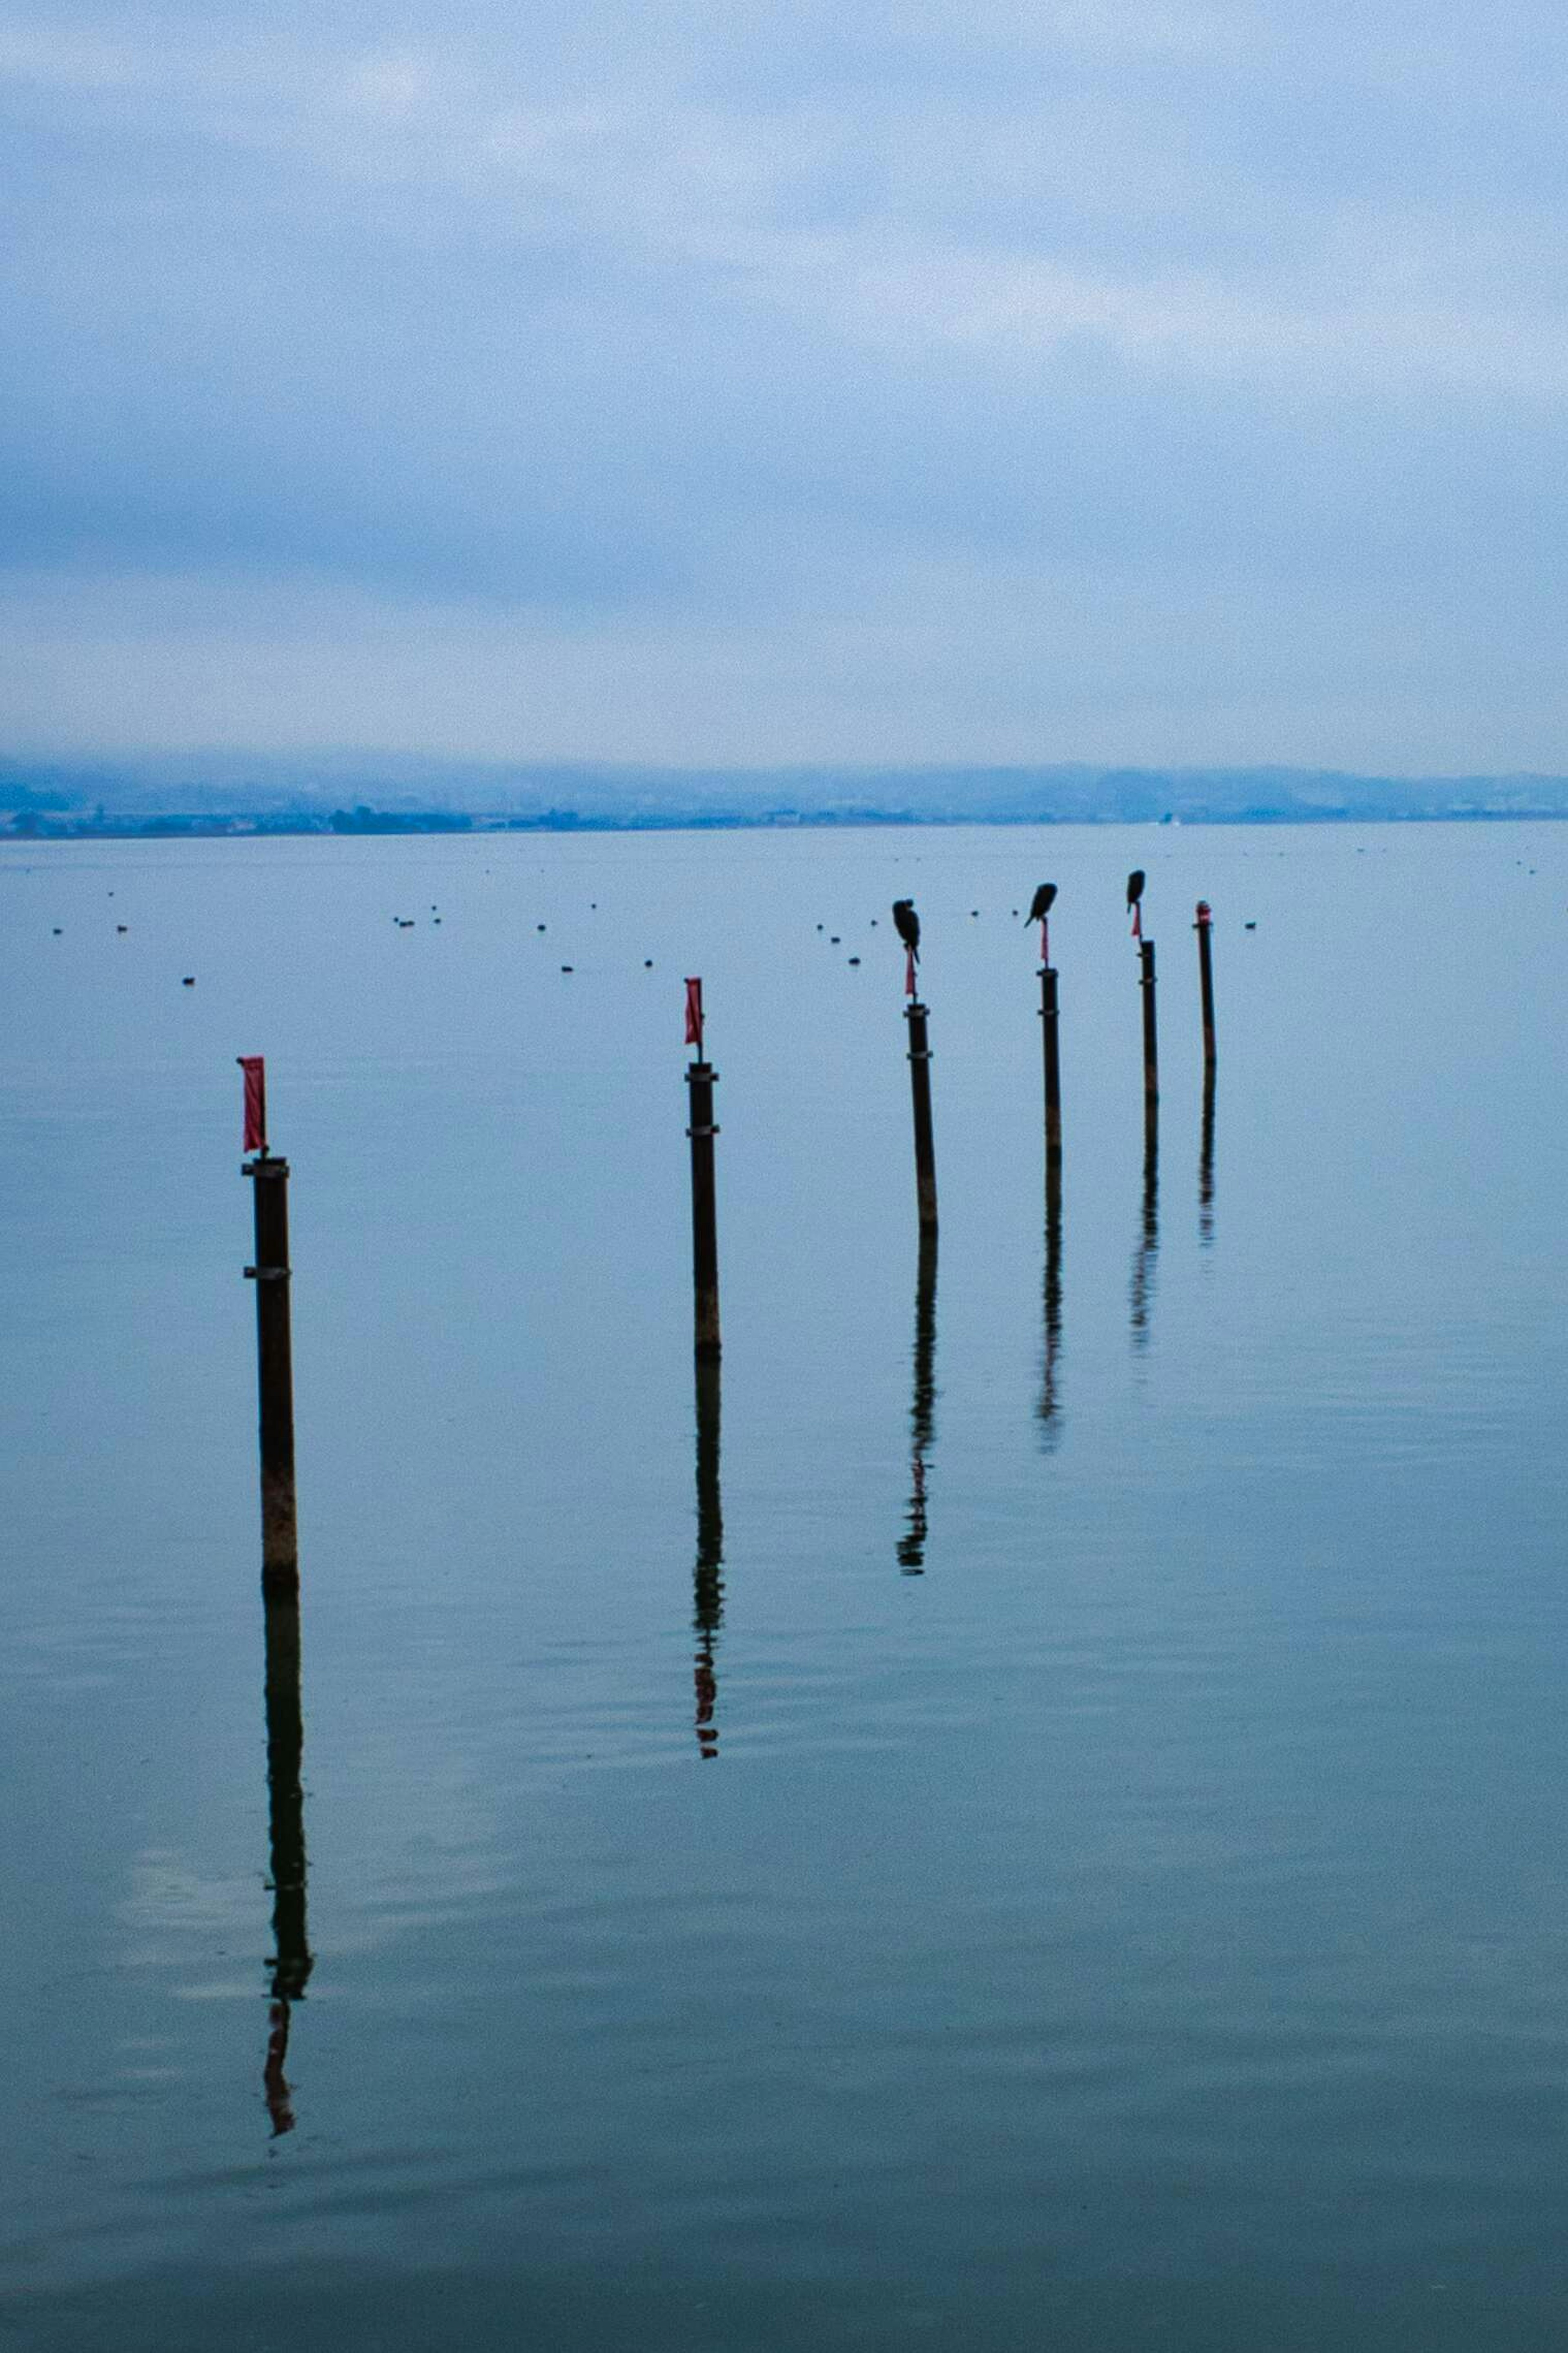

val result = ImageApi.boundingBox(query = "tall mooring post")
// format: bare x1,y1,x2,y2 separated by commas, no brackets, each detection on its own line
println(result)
684,979,722,1360
1194,899,1217,1074
905,999,939,1232
1138,938,1159,1119
1039,962,1062,1180
239,1058,298,1591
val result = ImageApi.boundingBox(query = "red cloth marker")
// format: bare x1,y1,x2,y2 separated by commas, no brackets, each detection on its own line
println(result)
904,946,917,998
1130,903,1142,941
238,1056,266,1154
684,977,704,1054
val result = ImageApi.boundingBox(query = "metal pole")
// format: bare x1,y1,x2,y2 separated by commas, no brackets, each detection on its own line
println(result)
1039,962,1062,1177
244,1154,298,1590
905,1000,939,1232
1139,939,1159,1115
1195,900,1216,1073
685,1061,722,1359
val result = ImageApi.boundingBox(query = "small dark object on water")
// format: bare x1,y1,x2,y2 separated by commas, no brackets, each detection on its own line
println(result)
645,959,653,968
892,900,920,960
848,955,861,966
1244,921,1256,930
971,909,979,917
52,926,62,935
182,975,195,985
537,923,546,932
831,935,840,944
816,923,824,931
561,964,573,973
116,924,127,933
1026,883,1057,924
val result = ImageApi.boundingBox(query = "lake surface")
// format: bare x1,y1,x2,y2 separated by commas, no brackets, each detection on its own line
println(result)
3,820,1567,2350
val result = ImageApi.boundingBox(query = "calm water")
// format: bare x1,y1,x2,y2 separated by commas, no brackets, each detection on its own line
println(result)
4,822,1567,2349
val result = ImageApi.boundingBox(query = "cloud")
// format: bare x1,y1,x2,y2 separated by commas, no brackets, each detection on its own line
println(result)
2,0,1567,767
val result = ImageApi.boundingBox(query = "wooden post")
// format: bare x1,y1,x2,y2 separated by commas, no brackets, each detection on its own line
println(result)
1039,963,1062,1178
244,1152,298,1590
1139,938,1158,1114
1195,900,1216,1073
904,1000,939,1231
685,1060,722,1359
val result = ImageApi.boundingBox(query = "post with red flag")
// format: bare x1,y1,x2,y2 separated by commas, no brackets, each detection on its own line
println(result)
1194,900,1216,1076
239,1057,298,1589
683,981,722,1359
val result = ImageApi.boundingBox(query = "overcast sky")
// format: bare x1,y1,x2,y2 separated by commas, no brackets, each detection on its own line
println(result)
4,0,1566,772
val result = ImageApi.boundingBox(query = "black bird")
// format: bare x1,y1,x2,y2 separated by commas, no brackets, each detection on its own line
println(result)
892,899,920,960
1025,883,1057,924
1126,870,1145,912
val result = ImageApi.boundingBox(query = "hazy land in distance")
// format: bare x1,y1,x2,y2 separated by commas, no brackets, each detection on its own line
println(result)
7,758,1568,837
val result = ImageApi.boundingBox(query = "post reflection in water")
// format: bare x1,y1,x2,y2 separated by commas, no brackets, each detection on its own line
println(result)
1199,1071,1216,1246
1129,1111,1160,1348
261,1587,312,2137
898,1234,939,1574
693,1356,724,1758
1038,1168,1063,1442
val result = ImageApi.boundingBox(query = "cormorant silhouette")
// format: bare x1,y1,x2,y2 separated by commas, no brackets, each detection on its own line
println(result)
1025,883,1057,924
892,900,920,961
1126,870,1145,912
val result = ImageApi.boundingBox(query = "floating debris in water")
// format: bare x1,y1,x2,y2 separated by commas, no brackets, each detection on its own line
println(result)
1244,921,1257,930
116,924,127,934
537,923,546,932
644,959,653,968
182,975,195,985
830,935,840,944
848,955,861,966
52,926,62,935
561,964,574,973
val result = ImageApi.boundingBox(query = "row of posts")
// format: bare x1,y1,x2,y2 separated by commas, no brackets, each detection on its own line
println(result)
238,900,1218,1574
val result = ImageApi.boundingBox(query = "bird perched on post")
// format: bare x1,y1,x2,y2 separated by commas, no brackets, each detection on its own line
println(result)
892,900,920,961
892,898,920,997
1026,882,1057,966
1126,870,1145,939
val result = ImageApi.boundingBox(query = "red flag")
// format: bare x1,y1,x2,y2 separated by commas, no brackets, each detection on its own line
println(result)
1130,903,1142,941
237,1056,266,1153
684,977,704,1053
904,946,917,998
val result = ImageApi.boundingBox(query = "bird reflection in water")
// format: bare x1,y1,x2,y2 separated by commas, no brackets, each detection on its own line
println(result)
261,1586,312,2137
1130,1111,1159,1347
1199,1071,1216,1247
898,1234,939,1573
693,1356,724,1758
1038,1168,1063,1443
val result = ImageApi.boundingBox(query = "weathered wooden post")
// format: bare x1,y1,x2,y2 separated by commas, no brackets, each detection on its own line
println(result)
684,980,722,1360
239,1059,298,1591
1195,899,1216,1073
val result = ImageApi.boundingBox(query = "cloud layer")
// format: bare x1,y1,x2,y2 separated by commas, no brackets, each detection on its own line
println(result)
4,0,1567,768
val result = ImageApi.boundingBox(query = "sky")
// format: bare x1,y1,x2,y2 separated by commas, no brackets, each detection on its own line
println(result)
4,0,1567,775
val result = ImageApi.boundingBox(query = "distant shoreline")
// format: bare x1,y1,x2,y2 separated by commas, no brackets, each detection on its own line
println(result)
8,805,1568,843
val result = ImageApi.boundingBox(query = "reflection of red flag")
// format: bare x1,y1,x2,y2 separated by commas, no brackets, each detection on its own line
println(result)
904,946,917,998
238,1057,266,1153
684,977,704,1053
